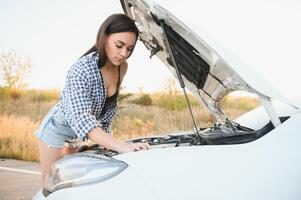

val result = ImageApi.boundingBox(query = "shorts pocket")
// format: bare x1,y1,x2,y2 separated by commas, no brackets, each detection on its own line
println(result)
51,108,76,138
52,108,69,128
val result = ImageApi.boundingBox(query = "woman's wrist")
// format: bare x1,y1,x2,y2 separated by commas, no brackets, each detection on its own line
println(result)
87,127,150,153
87,127,131,153
118,143,133,153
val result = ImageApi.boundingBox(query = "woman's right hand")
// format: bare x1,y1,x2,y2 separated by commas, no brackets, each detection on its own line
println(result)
121,142,151,153
87,127,151,154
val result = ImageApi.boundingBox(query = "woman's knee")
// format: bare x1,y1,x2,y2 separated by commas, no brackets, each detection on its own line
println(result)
37,140,65,181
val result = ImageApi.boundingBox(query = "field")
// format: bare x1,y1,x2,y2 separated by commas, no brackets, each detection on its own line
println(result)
0,88,259,162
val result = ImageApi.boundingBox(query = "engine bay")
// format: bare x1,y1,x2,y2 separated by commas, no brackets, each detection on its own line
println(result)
76,117,287,157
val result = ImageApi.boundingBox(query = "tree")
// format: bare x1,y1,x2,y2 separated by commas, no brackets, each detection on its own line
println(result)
0,50,32,89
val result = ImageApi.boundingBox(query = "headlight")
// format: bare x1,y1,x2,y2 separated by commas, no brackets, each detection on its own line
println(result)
44,153,128,193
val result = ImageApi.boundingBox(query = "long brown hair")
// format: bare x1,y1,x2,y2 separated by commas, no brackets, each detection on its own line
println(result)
82,14,139,68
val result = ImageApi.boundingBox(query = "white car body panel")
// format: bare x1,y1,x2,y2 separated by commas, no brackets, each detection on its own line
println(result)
235,100,300,130
115,114,301,200
34,111,301,200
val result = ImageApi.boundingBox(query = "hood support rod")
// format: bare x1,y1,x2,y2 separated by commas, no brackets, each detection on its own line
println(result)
258,94,281,128
160,21,204,145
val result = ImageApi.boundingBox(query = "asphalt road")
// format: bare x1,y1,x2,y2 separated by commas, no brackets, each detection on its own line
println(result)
0,159,41,200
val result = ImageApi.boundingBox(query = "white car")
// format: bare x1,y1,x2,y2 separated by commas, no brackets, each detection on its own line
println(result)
33,0,301,199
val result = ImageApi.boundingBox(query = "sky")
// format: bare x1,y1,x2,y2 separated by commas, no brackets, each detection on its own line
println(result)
1,0,301,104
0,0,170,92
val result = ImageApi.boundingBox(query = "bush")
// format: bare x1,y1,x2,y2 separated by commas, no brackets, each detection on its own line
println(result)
25,89,59,102
153,93,198,111
0,87,24,100
132,94,152,106
118,92,133,103
0,88,60,102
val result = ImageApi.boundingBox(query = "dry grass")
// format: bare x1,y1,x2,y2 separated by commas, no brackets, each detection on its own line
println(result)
0,87,59,102
0,99,57,122
221,96,260,118
113,104,214,141
0,114,40,161
0,90,259,162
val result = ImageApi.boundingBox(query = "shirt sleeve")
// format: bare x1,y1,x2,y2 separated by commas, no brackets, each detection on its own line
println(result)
61,67,100,141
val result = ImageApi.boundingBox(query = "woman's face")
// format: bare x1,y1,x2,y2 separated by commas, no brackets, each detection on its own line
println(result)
105,32,137,66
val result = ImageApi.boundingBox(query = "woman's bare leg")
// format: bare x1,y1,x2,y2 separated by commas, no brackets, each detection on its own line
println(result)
38,140,76,185
62,146,76,155
38,140,64,184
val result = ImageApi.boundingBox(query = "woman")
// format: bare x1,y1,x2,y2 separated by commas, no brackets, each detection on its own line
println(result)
34,14,150,183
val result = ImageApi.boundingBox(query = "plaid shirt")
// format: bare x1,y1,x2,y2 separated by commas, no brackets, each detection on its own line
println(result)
59,51,118,141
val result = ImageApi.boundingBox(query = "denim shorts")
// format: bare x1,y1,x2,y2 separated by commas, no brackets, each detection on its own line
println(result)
34,104,77,148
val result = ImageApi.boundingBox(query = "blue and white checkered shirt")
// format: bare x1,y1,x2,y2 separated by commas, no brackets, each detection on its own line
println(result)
59,51,118,141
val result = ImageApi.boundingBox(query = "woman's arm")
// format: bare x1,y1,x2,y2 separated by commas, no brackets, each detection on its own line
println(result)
87,127,150,153
87,61,149,153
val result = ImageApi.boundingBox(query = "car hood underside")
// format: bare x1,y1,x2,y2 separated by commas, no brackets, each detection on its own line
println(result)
120,0,298,126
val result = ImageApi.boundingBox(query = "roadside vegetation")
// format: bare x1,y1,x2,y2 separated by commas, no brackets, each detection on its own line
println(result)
0,50,259,161
0,87,259,162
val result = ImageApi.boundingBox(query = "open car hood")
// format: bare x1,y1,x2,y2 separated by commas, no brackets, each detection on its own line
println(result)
121,0,298,125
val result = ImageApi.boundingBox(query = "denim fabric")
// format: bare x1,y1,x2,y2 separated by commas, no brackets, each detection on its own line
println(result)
34,104,77,148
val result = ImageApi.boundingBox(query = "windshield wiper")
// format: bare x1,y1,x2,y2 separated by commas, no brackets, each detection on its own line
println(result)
160,21,204,145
